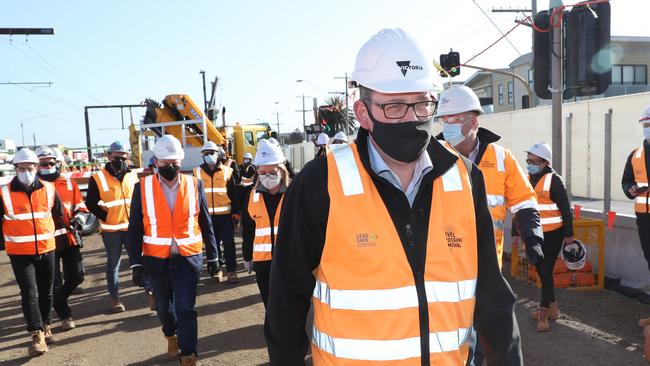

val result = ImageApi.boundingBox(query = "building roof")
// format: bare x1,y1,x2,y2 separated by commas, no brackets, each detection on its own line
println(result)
509,52,533,68
463,71,492,87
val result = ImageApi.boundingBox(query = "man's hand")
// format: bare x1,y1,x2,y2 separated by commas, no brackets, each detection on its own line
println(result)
563,236,574,246
524,237,545,265
132,266,145,287
207,261,219,277
629,185,639,197
245,260,252,274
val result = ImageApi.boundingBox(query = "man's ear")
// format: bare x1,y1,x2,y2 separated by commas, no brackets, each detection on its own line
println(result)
354,100,372,132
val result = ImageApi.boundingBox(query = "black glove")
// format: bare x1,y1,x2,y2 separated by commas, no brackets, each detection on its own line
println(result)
525,238,545,265
132,266,145,287
207,261,219,277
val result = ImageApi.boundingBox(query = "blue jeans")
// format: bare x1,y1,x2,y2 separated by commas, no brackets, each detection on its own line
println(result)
212,214,236,272
101,231,127,300
144,255,200,356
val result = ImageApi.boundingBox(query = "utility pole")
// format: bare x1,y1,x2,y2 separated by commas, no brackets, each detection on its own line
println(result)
550,0,563,173
32,133,36,149
21,121,25,147
200,70,208,117
295,94,311,141
334,73,350,135
276,110,281,135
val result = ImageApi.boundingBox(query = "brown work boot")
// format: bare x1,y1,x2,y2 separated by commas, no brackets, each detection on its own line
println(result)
640,317,650,328
531,302,559,321
148,291,157,311
42,324,56,344
226,271,238,284
213,268,225,283
111,298,125,313
165,335,180,358
537,307,550,332
61,317,76,331
180,353,197,365
28,330,49,356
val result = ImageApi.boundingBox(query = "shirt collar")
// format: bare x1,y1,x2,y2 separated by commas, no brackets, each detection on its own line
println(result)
367,136,433,187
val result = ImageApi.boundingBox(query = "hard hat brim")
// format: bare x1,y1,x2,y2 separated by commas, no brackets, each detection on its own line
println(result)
358,77,443,94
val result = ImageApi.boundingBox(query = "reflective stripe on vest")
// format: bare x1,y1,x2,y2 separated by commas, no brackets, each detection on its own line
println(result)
1,180,56,255
533,173,563,232
141,174,203,258
92,169,135,232
194,166,233,214
248,190,283,262
314,143,477,365
632,147,650,213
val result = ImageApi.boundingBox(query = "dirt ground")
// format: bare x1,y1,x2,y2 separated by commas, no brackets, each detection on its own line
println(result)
0,233,648,365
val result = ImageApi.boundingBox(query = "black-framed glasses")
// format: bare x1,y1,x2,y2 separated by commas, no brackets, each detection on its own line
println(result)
370,100,438,119
112,156,128,162
526,159,544,165
258,172,279,180
39,162,57,167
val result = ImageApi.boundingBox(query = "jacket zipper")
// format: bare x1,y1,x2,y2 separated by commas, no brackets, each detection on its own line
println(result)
28,191,39,255
405,221,430,366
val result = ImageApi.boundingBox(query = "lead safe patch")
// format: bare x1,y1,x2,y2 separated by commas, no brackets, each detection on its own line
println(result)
396,61,423,76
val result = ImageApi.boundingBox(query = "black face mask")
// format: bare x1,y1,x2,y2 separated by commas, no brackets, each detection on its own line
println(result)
158,165,180,181
111,159,126,172
39,171,60,182
364,104,433,163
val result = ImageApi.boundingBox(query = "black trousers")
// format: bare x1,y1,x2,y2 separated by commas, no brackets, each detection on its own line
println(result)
535,227,565,308
9,251,55,332
53,245,85,320
211,214,236,272
254,261,271,308
636,213,650,273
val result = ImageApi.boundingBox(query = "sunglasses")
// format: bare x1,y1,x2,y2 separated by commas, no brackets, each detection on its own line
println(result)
39,162,57,167
113,156,128,162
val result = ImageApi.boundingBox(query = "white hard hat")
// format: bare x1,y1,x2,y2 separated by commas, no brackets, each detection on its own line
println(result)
254,138,285,166
13,148,39,164
526,142,552,163
333,132,347,142
561,239,587,270
51,147,65,163
434,85,484,118
639,106,650,123
243,152,253,159
201,141,220,152
350,28,443,93
316,133,329,145
36,146,57,160
153,135,185,160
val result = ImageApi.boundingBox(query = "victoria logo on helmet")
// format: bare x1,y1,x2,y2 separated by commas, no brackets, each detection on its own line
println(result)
396,61,423,77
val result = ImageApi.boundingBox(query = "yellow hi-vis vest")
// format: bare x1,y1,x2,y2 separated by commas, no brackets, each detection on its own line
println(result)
91,169,136,232
194,165,233,215
312,143,477,365
532,173,563,232
632,147,650,213
247,190,284,262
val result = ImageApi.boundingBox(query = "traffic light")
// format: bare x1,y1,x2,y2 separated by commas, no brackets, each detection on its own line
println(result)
439,53,449,78
565,1,611,97
439,50,461,77
533,10,553,100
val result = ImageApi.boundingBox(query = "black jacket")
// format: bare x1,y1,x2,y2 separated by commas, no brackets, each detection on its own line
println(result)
198,163,242,214
85,163,131,222
265,129,522,366
242,187,285,265
514,166,574,238
622,140,650,209
0,177,66,252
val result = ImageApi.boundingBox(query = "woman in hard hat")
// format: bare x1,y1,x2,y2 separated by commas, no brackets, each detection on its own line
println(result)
513,142,574,332
314,133,330,157
331,131,348,145
241,138,290,307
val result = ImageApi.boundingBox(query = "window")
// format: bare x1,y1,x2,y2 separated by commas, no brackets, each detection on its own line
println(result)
528,69,533,84
498,84,504,105
508,82,514,104
255,130,268,143
611,64,647,85
244,131,254,146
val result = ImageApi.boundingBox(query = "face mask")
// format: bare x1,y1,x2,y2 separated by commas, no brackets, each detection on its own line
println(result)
17,171,36,186
158,165,180,181
39,167,57,176
111,158,126,172
259,173,282,190
527,164,541,175
644,127,650,140
243,159,251,165
442,123,467,147
365,105,433,163
204,154,218,165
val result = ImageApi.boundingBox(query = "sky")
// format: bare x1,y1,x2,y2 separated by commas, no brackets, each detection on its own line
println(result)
1,0,648,149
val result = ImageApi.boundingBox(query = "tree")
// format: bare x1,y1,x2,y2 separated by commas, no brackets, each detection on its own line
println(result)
318,95,356,136
285,128,305,144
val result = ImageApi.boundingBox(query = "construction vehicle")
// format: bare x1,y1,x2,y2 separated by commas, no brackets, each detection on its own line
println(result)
131,94,271,170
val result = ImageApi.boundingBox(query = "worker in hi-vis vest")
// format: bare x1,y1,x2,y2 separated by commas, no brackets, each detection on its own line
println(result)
265,28,524,365
126,135,218,366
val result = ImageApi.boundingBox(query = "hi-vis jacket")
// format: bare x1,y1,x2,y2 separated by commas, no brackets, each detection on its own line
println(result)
0,178,65,255
89,168,137,232
265,129,522,366
631,146,650,213
532,173,564,232
245,189,284,262
194,164,239,215
49,174,88,247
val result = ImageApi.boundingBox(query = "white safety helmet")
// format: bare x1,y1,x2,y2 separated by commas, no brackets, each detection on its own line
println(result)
36,146,57,160
332,132,348,143
12,148,39,164
316,133,329,145
51,147,65,163
153,135,185,160
639,106,650,123
434,85,484,118
350,28,443,93
243,152,253,160
201,141,220,153
526,142,552,163
254,138,285,166
561,239,587,271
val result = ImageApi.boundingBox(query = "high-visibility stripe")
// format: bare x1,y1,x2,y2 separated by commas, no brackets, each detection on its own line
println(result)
97,170,109,192
4,211,51,221
143,236,172,245
5,231,55,243
98,199,131,208
74,202,88,211
538,203,559,211
255,226,279,237
636,148,644,159
253,192,260,202
101,222,129,231
187,177,197,238
1,184,14,216
176,235,202,246
313,279,476,311
486,194,504,208
54,228,67,237
493,144,505,172
441,165,463,192
636,197,650,204
204,187,227,193
638,182,649,188
542,173,553,191
253,243,273,252
509,198,538,213
332,145,364,196
208,206,231,214
312,327,471,361
540,216,562,225
144,176,157,238
65,177,72,191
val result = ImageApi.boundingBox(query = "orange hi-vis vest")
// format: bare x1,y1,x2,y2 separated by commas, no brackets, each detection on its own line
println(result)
194,165,233,215
141,174,203,258
532,173,563,232
1,180,56,255
52,175,88,245
91,168,136,232
475,143,537,269
247,190,284,262
632,147,650,213
312,143,477,365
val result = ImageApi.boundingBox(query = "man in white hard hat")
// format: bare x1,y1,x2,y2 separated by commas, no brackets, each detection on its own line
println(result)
314,133,330,157
194,141,241,283
331,131,348,144
240,151,257,199
126,135,218,365
1,148,66,356
265,28,522,365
